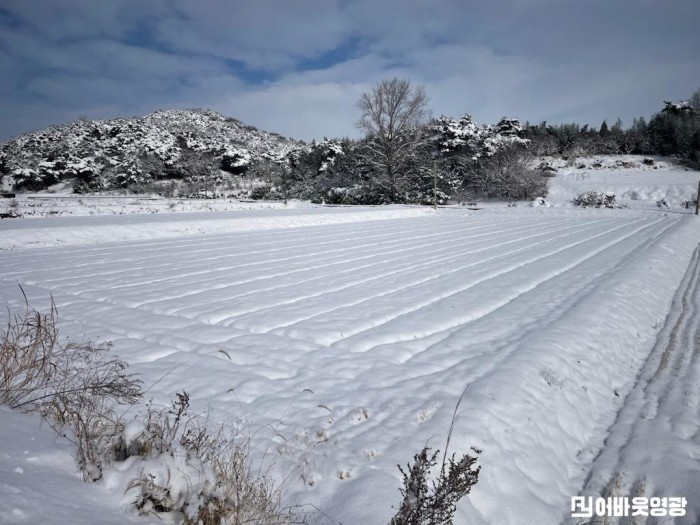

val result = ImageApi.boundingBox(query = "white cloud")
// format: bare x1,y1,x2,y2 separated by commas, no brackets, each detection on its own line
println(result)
2,1,166,41
151,0,352,70
215,82,366,141
0,0,699,141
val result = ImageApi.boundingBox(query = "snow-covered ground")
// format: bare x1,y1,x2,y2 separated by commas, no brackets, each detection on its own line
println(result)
1,159,700,524
545,155,699,209
0,407,144,524
574,244,700,524
0,204,434,250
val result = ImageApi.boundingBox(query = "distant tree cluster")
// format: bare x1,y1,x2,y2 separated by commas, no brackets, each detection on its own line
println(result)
522,87,700,168
283,78,545,204
281,82,700,204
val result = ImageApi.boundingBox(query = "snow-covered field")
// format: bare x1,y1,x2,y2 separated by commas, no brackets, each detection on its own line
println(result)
0,205,432,250
1,160,700,524
545,155,699,209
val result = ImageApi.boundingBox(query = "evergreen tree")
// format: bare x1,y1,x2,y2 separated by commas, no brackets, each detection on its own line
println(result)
611,118,624,136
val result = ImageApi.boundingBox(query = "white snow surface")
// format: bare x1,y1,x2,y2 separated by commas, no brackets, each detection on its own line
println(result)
545,155,700,209
0,407,143,524
0,204,433,250
2,164,700,524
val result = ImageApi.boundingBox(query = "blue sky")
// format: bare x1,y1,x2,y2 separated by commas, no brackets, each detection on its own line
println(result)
1,0,699,142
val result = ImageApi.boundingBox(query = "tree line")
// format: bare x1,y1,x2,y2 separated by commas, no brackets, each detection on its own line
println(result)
280,78,546,205
274,81,700,205
3,80,698,203
522,90,700,164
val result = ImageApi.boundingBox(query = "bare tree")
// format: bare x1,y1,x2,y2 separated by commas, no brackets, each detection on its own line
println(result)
356,78,429,201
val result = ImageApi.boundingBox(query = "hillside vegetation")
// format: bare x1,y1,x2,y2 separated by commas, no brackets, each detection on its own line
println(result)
0,109,301,195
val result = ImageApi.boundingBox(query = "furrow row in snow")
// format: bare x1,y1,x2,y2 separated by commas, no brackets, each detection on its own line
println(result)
570,244,700,524
2,209,699,525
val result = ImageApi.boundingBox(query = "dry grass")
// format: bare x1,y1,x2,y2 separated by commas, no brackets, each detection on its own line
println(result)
0,290,141,411
390,388,481,525
1,292,303,522
0,290,142,479
191,445,301,525
4,291,458,524
127,391,307,524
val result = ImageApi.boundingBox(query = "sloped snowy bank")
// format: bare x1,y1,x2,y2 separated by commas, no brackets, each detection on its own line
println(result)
545,155,699,209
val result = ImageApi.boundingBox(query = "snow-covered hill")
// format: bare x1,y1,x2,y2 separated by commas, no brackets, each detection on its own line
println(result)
0,109,302,193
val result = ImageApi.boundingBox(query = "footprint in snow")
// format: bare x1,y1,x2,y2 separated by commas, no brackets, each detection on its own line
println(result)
348,408,370,424
416,402,441,423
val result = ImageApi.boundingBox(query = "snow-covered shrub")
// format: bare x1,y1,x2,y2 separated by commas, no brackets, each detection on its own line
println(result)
191,444,301,525
390,446,480,525
432,116,543,200
244,159,289,200
0,198,22,218
535,161,558,176
432,115,529,160
573,191,617,208
220,147,252,175
323,184,389,205
614,160,638,169
249,185,284,200
432,115,489,157
316,138,345,173
12,167,45,191
288,139,394,204
73,177,107,194
402,188,451,206
1,292,304,523
459,145,547,200
124,391,303,524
